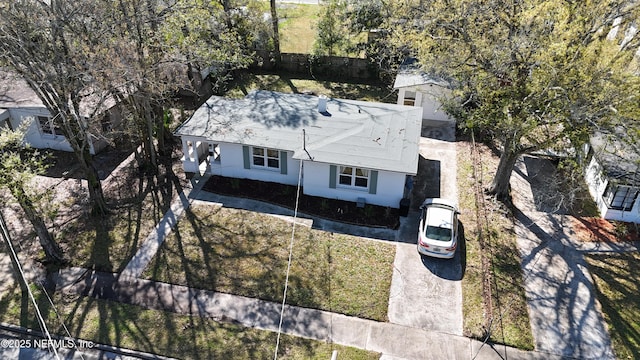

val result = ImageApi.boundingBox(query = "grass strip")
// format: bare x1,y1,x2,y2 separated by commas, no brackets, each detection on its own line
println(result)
0,285,378,359
457,140,534,350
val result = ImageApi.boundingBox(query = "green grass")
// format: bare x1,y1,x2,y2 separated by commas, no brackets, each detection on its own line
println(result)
0,284,379,359
278,4,320,54
142,204,395,321
585,252,640,359
56,171,177,273
457,141,534,350
225,72,395,102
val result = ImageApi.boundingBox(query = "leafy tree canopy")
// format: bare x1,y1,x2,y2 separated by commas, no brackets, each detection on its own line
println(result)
395,0,640,200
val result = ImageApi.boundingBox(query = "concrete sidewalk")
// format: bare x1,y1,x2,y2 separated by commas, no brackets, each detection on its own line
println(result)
54,267,560,360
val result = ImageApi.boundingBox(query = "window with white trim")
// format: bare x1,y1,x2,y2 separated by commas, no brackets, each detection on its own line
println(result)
252,147,280,169
403,90,416,106
604,185,639,211
38,116,62,137
338,166,369,189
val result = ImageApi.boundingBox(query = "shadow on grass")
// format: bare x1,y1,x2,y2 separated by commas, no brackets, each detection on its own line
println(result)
57,150,184,274
586,253,640,360
226,70,392,102
145,205,321,309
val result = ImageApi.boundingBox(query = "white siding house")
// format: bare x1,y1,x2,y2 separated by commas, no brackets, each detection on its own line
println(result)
0,71,120,154
175,91,422,208
394,61,454,124
583,133,640,223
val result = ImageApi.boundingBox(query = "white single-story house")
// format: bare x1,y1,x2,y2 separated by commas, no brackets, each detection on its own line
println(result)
393,61,453,124
0,70,120,154
583,131,640,223
174,90,422,208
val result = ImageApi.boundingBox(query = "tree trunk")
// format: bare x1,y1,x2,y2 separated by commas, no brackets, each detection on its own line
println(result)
78,149,109,217
270,0,281,67
145,103,157,169
9,190,66,265
487,145,520,202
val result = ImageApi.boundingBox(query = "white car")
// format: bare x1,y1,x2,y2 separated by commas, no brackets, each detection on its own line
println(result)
417,198,459,259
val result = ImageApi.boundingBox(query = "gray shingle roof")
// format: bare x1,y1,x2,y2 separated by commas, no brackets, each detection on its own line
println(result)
393,59,451,89
175,90,422,174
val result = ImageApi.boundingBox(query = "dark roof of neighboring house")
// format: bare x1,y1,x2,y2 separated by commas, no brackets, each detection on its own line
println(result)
174,90,422,174
590,131,640,186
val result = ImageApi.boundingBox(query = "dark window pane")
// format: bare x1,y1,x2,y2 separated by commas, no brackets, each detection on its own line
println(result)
339,175,351,185
340,166,352,175
253,147,264,156
38,116,53,135
267,158,279,168
267,149,278,158
355,177,368,187
253,157,265,166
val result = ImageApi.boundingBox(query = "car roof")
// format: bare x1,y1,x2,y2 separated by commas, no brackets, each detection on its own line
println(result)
425,204,454,229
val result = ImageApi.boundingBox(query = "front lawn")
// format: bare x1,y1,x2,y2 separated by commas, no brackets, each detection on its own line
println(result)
585,252,640,359
142,203,395,321
55,152,185,273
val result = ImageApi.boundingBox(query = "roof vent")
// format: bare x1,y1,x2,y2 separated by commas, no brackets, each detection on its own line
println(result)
318,95,328,113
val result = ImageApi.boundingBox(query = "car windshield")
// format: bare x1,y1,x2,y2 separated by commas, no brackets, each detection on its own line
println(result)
425,225,452,242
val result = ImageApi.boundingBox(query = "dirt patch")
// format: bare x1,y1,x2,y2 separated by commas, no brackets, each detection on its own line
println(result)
568,216,639,243
202,175,400,229
44,147,134,180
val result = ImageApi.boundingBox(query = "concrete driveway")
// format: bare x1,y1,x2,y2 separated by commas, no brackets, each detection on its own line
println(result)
387,120,464,335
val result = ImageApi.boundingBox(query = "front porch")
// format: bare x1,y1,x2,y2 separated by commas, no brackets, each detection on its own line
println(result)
180,137,220,175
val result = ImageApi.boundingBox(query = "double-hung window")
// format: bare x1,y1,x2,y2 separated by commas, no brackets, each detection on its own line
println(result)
604,185,639,211
38,116,62,137
338,166,369,189
252,147,280,170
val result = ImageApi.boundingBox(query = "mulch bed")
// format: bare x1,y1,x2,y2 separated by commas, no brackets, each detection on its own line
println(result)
569,216,639,242
201,175,400,229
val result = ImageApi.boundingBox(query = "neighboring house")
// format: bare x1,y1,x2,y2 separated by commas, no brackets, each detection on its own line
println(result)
394,61,454,124
0,70,120,155
583,131,640,223
174,90,422,208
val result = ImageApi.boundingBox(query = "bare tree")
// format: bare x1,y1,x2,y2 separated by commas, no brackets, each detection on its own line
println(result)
0,1,112,215
270,0,281,66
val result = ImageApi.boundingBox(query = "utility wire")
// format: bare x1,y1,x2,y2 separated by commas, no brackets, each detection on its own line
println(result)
38,281,86,360
0,210,60,360
273,155,304,360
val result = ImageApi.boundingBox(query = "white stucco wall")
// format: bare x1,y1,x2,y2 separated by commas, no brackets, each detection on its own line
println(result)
584,156,640,223
397,86,453,122
302,161,406,208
